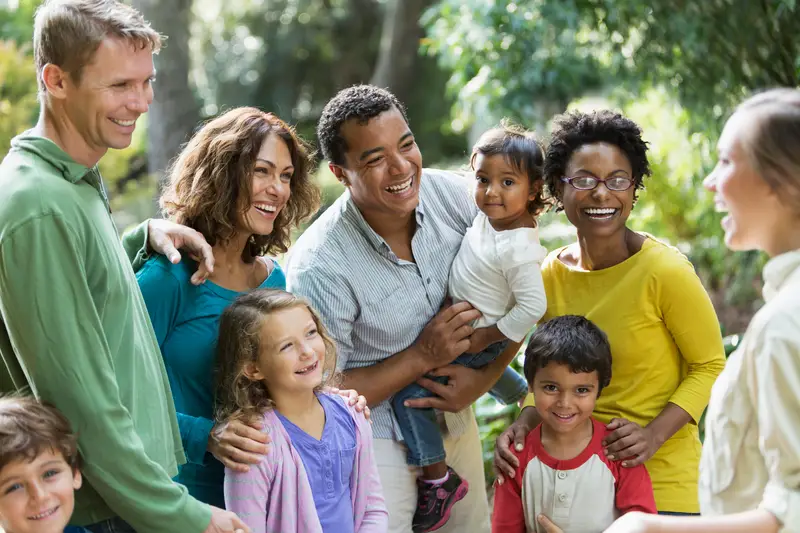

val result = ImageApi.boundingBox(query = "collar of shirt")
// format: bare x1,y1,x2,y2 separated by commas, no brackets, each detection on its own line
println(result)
762,249,800,301
342,189,426,259
11,131,111,211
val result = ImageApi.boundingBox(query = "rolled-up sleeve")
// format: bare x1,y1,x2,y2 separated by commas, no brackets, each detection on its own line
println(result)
755,333,800,530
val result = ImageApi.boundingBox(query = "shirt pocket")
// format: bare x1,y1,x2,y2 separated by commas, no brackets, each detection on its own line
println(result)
340,445,357,485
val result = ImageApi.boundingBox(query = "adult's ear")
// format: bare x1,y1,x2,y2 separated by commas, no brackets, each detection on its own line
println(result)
41,63,71,100
329,163,350,187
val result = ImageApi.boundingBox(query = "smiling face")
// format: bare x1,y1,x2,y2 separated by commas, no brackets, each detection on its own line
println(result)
246,305,328,397
240,133,294,238
54,36,155,159
473,153,538,230
331,107,423,223
560,143,635,239
532,362,599,436
0,450,81,533
703,110,787,254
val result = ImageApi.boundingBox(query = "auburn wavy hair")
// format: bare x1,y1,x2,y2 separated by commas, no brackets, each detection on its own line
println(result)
159,107,320,261
215,289,340,424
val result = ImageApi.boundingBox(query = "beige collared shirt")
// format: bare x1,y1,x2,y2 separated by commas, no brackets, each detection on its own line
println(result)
699,249,800,530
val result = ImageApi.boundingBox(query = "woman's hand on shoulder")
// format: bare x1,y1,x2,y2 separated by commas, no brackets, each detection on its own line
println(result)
329,387,371,420
209,418,271,472
603,418,660,467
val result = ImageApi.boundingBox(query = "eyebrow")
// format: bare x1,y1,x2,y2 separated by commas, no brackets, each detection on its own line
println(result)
255,159,294,172
358,131,414,161
573,168,630,176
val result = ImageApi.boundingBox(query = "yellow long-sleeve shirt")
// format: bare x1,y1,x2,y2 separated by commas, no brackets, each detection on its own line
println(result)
523,236,726,513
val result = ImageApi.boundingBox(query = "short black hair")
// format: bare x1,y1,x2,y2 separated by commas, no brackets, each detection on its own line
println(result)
523,315,612,395
316,84,409,166
471,120,549,218
544,110,651,210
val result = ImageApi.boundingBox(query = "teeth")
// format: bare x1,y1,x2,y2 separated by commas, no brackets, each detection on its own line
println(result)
386,177,412,193
254,203,277,213
584,208,616,215
296,361,317,374
29,507,57,520
110,118,135,127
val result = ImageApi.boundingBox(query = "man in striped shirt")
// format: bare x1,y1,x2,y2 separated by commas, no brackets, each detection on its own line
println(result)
287,85,518,532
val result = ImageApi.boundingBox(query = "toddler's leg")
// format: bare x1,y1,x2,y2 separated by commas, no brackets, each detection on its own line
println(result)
392,381,447,468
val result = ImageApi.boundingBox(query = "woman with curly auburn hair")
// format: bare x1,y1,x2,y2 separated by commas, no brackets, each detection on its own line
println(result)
493,109,727,526
133,106,321,508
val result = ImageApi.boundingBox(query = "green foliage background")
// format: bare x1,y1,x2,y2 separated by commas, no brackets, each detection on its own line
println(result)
2,0,798,492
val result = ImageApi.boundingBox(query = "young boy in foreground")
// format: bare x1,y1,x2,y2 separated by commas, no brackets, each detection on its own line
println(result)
0,396,84,533
492,315,657,533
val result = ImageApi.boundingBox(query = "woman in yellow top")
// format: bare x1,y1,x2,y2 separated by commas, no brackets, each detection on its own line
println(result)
493,109,726,515
601,89,800,533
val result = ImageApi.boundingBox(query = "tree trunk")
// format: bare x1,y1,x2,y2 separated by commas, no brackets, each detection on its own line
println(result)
131,0,198,189
370,0,432,105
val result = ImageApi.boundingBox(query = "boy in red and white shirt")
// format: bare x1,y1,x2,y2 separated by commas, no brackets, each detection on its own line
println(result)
492,315,657,533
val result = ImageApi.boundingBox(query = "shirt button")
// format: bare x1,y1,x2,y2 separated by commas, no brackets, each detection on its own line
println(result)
426,277,431,284
558,493,567,502
557,471,567,479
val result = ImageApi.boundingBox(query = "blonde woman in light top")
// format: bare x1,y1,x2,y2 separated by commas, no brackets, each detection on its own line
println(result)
599,89,800,533
494,109,727,519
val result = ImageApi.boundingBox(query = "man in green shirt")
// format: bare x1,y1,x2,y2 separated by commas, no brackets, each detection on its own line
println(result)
0,1,246,532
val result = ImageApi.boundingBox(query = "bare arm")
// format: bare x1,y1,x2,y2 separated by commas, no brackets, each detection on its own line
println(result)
603,509,780,533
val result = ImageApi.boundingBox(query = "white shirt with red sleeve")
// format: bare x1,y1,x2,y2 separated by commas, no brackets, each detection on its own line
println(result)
492,417,657,533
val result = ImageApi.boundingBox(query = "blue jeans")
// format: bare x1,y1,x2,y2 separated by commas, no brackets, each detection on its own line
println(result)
392,340,528,466
83,517,137,533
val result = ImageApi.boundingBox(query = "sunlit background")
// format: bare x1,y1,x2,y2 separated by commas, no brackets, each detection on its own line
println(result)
1,0,797,489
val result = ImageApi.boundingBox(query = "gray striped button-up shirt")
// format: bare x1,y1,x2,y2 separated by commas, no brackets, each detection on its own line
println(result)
286,168,479,440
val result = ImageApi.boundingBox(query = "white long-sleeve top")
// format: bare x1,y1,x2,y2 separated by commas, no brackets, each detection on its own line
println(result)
448,212,547,343
699,249,800,531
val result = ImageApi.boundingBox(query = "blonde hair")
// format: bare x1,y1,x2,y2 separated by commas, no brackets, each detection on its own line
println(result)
33,0,162,92
215,289,339,424
735,88,800,215
160,107,320,262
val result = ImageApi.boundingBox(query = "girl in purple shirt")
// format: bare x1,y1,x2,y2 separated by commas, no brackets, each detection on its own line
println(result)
216,289,388,533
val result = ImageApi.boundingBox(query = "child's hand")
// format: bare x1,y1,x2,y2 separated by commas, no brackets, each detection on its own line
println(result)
209,419,271,472
467,326,504,354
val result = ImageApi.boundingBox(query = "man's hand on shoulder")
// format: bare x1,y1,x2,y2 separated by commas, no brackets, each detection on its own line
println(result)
146,219,214,285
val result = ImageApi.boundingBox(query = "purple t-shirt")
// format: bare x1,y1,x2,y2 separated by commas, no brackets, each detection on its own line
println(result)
277,393,357,533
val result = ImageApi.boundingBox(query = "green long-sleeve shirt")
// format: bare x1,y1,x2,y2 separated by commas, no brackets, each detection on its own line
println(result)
0,133,211,532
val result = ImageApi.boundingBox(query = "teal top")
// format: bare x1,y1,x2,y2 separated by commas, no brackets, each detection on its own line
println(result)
136,253,286,507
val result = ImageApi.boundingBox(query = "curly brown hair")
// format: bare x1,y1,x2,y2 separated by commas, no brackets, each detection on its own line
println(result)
159,107,320,261
215,289,340,424
470,120,550,220
0,395,81,472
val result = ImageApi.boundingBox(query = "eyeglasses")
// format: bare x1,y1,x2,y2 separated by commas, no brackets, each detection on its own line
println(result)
560,175,634,191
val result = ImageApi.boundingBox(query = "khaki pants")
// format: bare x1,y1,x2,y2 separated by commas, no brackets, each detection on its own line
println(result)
374,409,490,533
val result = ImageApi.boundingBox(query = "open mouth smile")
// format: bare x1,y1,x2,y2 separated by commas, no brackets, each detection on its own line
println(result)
385,176,413,194
254,202,279,217
28,506,59,521
295,361,319,375
583,207,618,220
110,118,136,127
